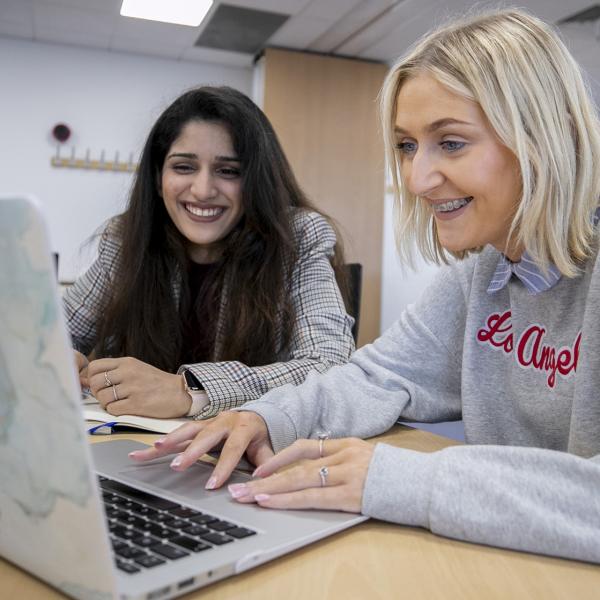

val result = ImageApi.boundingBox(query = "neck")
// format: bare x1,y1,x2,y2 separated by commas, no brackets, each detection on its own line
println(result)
494,238,523,263
187,244,220,264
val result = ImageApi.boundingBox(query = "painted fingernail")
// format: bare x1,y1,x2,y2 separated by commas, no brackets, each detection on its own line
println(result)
154,438,166,446
228,483,247,498
255,494,270,502
128,451,140,458
205,476,217,490
170,455,182,468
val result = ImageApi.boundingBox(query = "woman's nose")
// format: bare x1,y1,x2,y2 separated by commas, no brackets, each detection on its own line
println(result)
405,150,444,197
190,170,217,200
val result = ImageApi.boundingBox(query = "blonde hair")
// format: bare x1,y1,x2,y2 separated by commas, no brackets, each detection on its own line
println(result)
381,8,600,275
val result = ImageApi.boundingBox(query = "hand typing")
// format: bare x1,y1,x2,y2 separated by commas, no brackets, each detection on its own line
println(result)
129,411,274,489
228,437,374,513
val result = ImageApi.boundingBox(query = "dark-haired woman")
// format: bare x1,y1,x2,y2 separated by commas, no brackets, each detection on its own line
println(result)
65,86,354,420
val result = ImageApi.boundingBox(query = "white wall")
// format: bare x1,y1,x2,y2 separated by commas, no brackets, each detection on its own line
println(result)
380,195,442,332
1,37,252,281
379,29,600,334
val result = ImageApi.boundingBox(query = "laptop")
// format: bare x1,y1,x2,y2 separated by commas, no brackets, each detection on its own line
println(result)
0,195,367,600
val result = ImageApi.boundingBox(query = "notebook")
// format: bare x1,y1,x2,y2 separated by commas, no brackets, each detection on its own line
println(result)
84,399,188,434
0,195,367,600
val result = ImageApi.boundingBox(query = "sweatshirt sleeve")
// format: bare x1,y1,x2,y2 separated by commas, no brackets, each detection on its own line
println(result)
238,260,472,451
362,443,600,564
182,211,355,418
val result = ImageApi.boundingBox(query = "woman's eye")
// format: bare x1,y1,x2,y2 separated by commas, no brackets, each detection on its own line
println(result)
218,167,241,178
172,163,194,173
441,140,466,152
395,141,417,155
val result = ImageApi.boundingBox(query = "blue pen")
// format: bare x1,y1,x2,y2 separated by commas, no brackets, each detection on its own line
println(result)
87,421,118,435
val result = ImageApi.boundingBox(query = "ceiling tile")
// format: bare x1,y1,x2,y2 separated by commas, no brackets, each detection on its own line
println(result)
33,2,117,37
35,0,122,14
268,15,333,48
300,0,362,20
4,0,599,70
339,0,466,62
308,0,396,53
336,0,443,56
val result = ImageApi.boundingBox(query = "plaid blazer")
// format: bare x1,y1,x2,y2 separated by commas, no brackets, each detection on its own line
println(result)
64,209,355,418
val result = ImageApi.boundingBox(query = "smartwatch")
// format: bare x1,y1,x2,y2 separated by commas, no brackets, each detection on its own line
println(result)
182,370,209,417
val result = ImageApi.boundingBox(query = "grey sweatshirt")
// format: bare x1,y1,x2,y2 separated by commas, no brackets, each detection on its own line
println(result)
239,244,600,564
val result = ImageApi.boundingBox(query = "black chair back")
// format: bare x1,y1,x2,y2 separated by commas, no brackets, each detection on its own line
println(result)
344,263,362,343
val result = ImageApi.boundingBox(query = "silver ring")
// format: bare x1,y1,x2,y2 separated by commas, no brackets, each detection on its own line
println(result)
317,431,330,459
104,371,113,388
112,384,119,402
319,466,329,487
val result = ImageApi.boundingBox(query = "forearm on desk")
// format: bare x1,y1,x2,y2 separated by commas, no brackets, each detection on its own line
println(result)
363,443,600,564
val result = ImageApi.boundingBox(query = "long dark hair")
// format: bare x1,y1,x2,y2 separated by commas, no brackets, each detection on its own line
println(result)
95,86,346,371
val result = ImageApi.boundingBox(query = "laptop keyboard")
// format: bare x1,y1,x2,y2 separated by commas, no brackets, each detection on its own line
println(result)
98,476,256,575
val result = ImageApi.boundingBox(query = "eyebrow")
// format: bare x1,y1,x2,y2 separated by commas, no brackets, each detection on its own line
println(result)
394,118,475,135
166,152,240,162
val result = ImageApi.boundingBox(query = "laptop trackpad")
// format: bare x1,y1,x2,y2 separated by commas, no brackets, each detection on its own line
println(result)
119,458,251,500
93,439,251,503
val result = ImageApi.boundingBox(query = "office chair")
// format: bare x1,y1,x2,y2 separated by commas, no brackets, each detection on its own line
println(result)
344,263,362,343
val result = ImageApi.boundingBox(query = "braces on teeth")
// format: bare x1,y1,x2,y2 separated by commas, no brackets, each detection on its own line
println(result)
436,197,472,212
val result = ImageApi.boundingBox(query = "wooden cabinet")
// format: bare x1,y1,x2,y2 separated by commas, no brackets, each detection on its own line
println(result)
255,48,388,346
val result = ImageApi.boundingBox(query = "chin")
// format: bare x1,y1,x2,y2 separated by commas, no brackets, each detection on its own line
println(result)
437,237,470,254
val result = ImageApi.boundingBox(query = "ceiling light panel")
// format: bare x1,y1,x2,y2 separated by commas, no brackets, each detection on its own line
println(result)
120,0,213,27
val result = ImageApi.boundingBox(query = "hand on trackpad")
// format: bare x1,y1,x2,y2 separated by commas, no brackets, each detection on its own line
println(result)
206,450,255,474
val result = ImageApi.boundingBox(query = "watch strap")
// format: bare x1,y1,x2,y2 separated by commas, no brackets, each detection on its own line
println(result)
182,371,209,417
186,390,209,417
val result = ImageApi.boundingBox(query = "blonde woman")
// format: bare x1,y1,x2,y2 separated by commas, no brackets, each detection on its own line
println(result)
132,9,600,562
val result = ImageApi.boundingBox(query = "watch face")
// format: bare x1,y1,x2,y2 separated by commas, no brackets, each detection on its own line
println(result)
184,370,203,391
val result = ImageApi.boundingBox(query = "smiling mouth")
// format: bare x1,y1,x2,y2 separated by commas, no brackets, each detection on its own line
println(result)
433,197,473,213
184,204,225,218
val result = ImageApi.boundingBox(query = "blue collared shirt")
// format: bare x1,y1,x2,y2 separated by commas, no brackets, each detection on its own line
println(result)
487,207,600,295
487,253,561,295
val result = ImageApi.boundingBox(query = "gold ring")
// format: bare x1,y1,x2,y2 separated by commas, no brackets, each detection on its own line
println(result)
112,384,119,402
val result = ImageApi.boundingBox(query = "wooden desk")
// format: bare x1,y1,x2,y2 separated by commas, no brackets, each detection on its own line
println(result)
2,426,599,600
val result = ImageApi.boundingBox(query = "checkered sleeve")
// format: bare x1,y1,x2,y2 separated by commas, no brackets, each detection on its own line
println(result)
62,221,120,355
180,210,355,419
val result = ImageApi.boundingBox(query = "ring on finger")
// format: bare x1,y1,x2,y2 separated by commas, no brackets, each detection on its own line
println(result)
112,384,119,402
319,466,329,487
318,431,330,459
104,371,113,388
